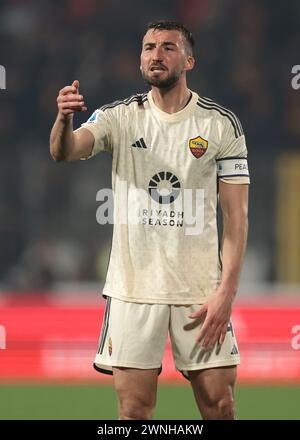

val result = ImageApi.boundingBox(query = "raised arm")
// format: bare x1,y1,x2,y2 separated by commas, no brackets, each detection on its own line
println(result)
50,80,95,162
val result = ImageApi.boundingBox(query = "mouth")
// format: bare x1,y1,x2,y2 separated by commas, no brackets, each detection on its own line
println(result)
150,65,167,72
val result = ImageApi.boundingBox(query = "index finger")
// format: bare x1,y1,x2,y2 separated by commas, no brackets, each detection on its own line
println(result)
196,318,216,344
72,80,80,91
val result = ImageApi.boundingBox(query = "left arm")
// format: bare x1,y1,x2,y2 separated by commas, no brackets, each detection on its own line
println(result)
189,181,249,349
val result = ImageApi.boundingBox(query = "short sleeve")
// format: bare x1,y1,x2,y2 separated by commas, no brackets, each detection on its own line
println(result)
216,115,250,184
76,109,113,159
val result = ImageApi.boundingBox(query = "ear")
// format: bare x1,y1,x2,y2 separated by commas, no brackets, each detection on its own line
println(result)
185,55,195,72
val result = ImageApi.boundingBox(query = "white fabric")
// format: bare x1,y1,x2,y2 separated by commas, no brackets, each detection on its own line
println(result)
94,297,240,376
80,90,250,304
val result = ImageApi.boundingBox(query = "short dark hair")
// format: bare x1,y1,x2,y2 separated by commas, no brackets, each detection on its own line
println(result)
147,20,194,56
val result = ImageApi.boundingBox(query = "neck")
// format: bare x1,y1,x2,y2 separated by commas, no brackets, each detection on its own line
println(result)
151,81,191,114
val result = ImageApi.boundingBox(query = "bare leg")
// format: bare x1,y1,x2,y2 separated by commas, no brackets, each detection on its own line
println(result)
112,367,159,420
189,366,237,420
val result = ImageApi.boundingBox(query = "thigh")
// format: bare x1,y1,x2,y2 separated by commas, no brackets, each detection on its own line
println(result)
189,365,237,406
189,366,237,419
112,367,159,407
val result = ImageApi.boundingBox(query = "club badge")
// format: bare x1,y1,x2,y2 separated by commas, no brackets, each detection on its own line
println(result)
189,135,208,158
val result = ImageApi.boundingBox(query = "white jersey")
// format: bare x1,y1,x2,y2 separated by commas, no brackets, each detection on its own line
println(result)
79,90,250,305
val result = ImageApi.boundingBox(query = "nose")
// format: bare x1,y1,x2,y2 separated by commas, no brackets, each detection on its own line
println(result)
152,45,163,61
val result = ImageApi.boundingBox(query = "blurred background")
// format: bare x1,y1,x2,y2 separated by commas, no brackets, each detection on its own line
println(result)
0,0,300,420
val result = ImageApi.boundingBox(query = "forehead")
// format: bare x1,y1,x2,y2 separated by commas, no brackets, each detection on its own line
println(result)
142,29,185,46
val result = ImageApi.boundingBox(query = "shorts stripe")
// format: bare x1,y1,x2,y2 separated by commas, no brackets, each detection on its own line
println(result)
97,296,112,354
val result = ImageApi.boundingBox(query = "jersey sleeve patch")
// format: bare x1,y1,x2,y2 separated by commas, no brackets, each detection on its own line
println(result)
86,110,100,123
217,157,249,178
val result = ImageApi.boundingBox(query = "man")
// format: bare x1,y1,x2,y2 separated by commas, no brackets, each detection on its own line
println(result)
50,20,249,420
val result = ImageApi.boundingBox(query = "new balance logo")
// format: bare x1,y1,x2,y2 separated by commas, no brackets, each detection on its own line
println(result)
131,138,147,149
231,344,239,355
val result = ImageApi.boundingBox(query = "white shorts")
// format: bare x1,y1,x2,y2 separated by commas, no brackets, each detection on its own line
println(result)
94,297,240,379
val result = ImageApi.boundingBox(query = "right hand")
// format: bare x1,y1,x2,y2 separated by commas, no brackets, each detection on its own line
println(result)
56,80,87,119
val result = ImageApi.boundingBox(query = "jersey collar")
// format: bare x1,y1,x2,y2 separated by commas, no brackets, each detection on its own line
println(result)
148,89,199,122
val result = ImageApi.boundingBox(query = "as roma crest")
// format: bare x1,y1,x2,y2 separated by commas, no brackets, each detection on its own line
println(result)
189,135,208,158
108,337,112,356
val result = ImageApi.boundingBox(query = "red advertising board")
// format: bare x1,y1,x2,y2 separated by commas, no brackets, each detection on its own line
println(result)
0,295,299,383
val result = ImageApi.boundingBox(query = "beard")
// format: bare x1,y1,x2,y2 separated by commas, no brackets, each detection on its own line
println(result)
141,68,181,89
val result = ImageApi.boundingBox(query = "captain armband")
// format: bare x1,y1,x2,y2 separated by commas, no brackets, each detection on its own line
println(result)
217,157,249,179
